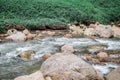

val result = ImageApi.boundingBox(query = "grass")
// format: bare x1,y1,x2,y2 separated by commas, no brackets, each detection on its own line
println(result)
0,0,120,32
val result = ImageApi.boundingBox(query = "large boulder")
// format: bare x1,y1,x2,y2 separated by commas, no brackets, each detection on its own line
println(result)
95,25,113,38
40,53,104,80
6,30,26,42
14,71,45,80
106,66,120,80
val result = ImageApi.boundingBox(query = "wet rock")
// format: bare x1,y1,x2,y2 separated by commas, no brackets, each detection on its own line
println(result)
17,50,35,61
14,71,45,80
42,53,52,60
106,66,120,80
40,53,104,80
84,28,95,37
96,52,108,62
61,44,74,53
6,30,26,42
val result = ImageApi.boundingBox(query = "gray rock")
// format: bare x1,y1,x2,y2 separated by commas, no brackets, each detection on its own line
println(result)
106,66,120,80
40,53,104,80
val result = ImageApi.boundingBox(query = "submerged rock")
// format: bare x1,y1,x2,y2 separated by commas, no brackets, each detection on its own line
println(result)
17,50,35,61
42,53,52,60
87,45,105,54
40,53,104,80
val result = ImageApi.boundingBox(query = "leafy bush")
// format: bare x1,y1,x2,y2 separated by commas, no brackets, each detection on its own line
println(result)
0,0,120,32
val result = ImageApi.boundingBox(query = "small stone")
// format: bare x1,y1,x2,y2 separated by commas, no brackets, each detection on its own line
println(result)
37,33,42,37
96,52,108,62
47,31,55,36
92,58,100,64
45,76,52,80
61,44,74,53
26,33,35,40
64,34,72,38
86,55,93,61
84,28,95,37
23,29,30,35
42,53,52,60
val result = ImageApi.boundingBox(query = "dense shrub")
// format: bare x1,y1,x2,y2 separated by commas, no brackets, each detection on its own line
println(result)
0,0,120,32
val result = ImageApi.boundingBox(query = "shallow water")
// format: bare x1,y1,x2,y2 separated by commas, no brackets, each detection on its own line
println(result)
0,37,120,80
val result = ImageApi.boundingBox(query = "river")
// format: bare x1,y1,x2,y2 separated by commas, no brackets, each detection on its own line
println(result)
0,37,120,80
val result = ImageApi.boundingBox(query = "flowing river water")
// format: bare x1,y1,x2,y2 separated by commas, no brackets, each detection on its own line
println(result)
0,37,120,80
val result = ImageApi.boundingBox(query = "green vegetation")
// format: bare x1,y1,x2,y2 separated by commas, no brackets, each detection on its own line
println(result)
0,0,120,32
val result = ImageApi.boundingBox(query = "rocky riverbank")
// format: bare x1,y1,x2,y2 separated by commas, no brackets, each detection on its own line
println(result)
0,22,120,80
1,22,120,42
14,44,120,80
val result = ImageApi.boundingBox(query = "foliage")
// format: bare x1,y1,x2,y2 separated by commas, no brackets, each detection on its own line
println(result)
0,0,120,32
